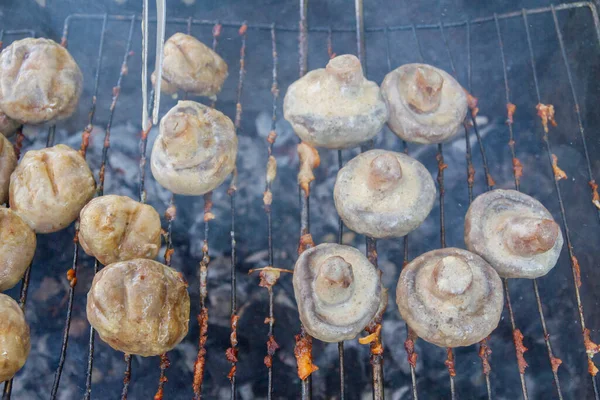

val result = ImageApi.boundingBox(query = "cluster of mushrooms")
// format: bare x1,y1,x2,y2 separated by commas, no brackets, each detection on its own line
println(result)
0,29,565,385
284,54,564,350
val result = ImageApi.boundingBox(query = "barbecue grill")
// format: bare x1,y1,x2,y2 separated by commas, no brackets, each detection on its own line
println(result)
1,0,600,399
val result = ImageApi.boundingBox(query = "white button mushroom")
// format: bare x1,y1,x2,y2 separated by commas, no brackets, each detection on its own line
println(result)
293,243,383,342
79,195,162,266
381,63,467,144
0,134,17,205
334,149,436,239
9,144,96,233
151,33,228,98
0,38,83,124
396,248,503,347
284,54,388,149
151,100,238,196
465,189,564,279
0,293,30,383
86,259,190,357
0,208,36,292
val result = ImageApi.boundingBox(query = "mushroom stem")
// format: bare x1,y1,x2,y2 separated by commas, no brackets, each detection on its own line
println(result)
368,153,402,192
314,256,354,305
401,66,444,114
503,217,559,257
326,55,364,87
433,256,473,296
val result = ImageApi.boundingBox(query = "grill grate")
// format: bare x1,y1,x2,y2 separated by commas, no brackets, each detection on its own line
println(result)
2,1,600,399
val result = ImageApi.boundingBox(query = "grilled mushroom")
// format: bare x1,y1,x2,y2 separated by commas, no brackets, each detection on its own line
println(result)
396,248,503,347
0,208,36,292
465,189,564,279
0,134,17,205
0,293,30,382
151,33,228,98
293,243,382,342
334,149,436,239
79,195,161,266
9,144,96,233
0,38,83,124
151,100,237,196
283,54,388,149
381,63,467,144
0,111,19,137
86,259,190,356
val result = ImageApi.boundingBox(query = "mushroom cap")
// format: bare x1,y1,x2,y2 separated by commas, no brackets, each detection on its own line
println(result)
151,100,238,196
283,54,388,149
381,63,467,144
0,38,83,124
9,144,96,233
0,293,30,382
0,111,19,138
465,189,564,279
79,195,162,266
86,259,190,357
334,149,436,239
151,33,228,98
396,247,503,348
293,243,382,342
0,134,17,205
0,208,36,292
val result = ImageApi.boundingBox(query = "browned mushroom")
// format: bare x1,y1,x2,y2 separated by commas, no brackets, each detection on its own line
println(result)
334,149,436,239
0,111,19,137
86,259,190,356
465,189,564,278
0,38,83,124
293,243,383,342
381,63,467,144
9,144,96,233
79,195,161,266
0,134,17,205
151,33,228,98
151,100,237,195
0,208,36,292
283,54,388,149
396,248,503,347
0,293,30,382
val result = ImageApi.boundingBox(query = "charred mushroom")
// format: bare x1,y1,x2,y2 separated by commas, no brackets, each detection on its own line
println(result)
86,259,190,356
283,54,388,149
0,208,36,292
0,293,30,382
0,134,16,205
465,189,564,278
381,63,467,144
151,33,228,98
151,100,237,196
334,149,436,239
79,195,161,266
0,38,83,124
293,243,383,342
0,111,19,137
396,248,503,347
9,144,96,233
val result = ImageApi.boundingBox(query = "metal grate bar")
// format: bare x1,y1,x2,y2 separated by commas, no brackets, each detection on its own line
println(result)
58,2,596,33
49,14,108,400
191,21,224,399
82,15,137,400
493,13,564,399
522,8,600,399
226,21,247,400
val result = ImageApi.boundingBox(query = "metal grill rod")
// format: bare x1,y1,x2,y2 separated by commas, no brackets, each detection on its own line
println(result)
523,7,600,399
83,15,137,400
493,13,564,399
